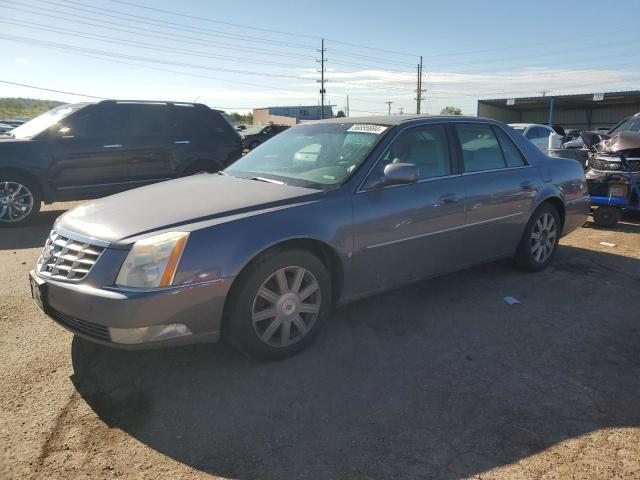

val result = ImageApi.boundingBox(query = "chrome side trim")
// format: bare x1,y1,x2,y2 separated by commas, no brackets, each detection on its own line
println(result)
462,165,534,176
363,212,523,250
55,225,111,248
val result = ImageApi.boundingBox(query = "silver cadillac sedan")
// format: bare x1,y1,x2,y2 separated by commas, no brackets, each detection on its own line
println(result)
30,116,590,360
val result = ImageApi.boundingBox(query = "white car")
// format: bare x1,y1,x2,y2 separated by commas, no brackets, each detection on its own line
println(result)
509,123,563,153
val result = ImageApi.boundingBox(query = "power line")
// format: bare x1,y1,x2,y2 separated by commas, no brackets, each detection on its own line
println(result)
0,79,106,99
0,5,317,60
105,0,419,58
0,33,310,80
0,18,310,70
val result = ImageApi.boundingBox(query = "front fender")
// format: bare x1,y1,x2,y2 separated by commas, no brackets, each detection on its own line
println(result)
173,195,353,286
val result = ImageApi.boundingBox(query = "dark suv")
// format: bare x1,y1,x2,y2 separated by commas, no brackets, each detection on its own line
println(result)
240,124,289,150
0,100,242,225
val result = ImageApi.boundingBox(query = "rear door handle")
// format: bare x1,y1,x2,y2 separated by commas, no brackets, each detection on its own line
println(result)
520,181,534,191
438,193,459,204
103,144,122,148
174,140,190,144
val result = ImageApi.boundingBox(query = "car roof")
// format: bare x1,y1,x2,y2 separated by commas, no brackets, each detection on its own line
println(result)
312,114,483,126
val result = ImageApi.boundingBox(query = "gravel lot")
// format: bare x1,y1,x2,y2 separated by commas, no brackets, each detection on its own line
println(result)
1,201,639,480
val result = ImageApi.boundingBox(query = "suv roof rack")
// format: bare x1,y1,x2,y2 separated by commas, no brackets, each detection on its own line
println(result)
99,99,208,108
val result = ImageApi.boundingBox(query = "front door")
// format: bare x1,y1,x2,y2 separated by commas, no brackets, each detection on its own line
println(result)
48,104,130,199
352,124,467,294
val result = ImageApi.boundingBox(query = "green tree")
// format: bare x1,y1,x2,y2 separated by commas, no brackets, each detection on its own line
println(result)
439,106,462,116
336,110,345,118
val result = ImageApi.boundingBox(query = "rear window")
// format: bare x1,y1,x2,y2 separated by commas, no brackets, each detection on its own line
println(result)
455,124,506,172
170,106,235,139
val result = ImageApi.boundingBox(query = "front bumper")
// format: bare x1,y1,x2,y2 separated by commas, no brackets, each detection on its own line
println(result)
31,270,233,349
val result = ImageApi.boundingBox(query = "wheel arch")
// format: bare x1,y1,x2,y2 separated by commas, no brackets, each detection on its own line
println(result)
537,195,566,231
0,167,45,198
221,237,345,327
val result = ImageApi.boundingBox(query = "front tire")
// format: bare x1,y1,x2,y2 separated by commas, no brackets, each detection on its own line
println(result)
514,203,561,272
0,174,41,226
224,249,332,360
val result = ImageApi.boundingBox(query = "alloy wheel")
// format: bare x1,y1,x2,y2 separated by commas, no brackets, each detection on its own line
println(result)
252,266,322,347
531,212,557,263
0,181,35,223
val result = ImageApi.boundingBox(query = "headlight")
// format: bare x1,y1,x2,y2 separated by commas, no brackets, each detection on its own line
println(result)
116,232,189,288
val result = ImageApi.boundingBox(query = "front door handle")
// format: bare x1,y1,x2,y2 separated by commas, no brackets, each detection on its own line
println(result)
438,193,459,204
174,140,190,144
103,144,122,148
520,181,534,191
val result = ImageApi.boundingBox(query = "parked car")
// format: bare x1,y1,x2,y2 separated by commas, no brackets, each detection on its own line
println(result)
30,116,589,360
241,124,289,150
563,113,640,149
509,123,563,152
0,100,242,225
0,123,14,135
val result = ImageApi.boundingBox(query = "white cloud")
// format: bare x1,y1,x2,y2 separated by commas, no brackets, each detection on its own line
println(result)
14,57,29,66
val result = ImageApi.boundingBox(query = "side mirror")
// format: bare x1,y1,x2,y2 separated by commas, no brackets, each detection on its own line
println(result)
381,163,419,186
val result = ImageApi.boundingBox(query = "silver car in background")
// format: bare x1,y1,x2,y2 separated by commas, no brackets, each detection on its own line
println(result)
30,116,590,360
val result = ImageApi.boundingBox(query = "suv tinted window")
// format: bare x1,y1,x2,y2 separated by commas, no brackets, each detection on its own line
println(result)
376,124,451,180
118,104,169,137
494,127,526,167
170,107,233,139
455,124,506,172
62,104,126,138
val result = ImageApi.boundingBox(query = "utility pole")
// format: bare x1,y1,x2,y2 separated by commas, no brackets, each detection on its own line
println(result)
346,94,349,117
415,55,425,114
399,107,404,115
317,38,327,119
385,101,394,115
539,90,550,97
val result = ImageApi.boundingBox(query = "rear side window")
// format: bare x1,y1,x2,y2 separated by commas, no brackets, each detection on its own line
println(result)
494,127,527,167
170,107,234,139
455,124,506,172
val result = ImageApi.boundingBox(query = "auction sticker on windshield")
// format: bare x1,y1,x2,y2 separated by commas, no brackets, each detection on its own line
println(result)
347,124,388,134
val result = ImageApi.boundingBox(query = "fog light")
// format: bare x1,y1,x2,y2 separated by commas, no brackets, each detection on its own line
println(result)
109,323,192,344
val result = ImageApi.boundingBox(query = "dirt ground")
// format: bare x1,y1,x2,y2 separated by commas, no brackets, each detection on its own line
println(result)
1,202,639,480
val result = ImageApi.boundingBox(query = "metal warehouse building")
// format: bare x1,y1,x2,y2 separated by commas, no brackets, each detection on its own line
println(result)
477,90,640,130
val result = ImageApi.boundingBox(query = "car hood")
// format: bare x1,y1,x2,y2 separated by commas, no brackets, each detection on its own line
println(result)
57,174,322,244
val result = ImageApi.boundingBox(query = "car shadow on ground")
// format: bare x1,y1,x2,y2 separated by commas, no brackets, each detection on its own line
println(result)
70,245,640,479
0,208,66,250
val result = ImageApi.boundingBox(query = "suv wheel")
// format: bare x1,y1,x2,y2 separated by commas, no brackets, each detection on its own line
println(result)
224,249,332,360
0,175,41,226
593,206,620,228
514,203,561,271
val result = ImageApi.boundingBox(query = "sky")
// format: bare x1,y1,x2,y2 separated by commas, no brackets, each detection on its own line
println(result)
1,0,639,116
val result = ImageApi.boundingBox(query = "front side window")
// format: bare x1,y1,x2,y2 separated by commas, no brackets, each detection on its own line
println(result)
225,122,383,189
455,124,506,172
371,125,451,182
11,104,85,139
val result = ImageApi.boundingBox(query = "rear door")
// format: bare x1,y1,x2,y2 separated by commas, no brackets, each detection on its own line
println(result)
352,123,467,293
455,123,541,263
119,103,175,184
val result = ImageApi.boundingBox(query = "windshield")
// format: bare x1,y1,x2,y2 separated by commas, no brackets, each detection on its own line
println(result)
225,122,386,189
10,104,84,139
609,116,640,135
242,125,265,135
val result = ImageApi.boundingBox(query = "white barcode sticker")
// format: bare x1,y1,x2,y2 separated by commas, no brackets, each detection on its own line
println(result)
347,124,388,134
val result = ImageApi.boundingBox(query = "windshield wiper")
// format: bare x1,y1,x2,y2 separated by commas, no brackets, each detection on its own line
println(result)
250,176,286,185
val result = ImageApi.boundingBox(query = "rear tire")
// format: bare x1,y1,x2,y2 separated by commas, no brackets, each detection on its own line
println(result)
514,203,561,272
0,173,41,227
224,249,332,361
593,206,620,228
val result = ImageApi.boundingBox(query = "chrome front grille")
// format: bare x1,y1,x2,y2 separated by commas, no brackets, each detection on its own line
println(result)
37,230,105,281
